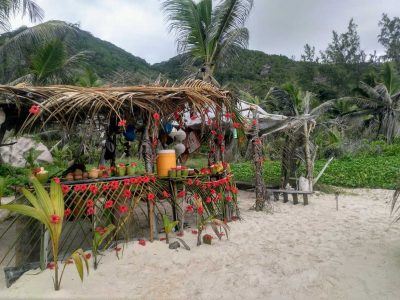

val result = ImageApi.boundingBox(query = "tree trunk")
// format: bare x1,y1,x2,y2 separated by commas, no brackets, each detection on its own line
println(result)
303,121,313,192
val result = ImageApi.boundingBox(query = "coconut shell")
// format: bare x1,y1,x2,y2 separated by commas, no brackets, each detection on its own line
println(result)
83,172,88,179
74,169,83,176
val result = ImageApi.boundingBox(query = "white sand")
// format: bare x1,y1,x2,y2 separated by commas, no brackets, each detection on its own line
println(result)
1,189,400,300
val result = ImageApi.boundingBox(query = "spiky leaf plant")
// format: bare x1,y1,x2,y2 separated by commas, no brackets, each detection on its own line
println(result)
0,176,89,290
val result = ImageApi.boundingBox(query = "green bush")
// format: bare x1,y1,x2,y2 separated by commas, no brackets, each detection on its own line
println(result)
231,155,399,190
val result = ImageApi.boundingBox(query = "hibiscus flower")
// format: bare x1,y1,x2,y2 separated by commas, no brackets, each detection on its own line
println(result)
104,200,114,209
123,189,132,198
86,207,95,215
86,199,95,208
53,177,60,184
61,185,70,194
50,214,61,224
118,119,127,127
64,208,72,217
118,205,128,214
29,105,41,115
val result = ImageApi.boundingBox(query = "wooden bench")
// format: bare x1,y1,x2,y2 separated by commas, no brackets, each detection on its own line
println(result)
267,189,312,205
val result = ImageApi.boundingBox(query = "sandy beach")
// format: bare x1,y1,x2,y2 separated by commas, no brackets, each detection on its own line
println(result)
1,188,400,300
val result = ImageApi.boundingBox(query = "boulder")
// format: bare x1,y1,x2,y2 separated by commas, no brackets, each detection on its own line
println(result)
169,241,180,250
0,137,53,167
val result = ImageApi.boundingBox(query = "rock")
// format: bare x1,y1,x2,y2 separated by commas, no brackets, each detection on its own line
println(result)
0,137,53,167
0,197,15,223
260,64,272,76
169,241,180,250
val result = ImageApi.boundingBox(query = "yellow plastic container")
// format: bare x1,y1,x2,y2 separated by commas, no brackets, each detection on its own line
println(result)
156,150,177,177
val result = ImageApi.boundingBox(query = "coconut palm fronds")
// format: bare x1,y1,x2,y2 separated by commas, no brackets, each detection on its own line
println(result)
0,79,234,133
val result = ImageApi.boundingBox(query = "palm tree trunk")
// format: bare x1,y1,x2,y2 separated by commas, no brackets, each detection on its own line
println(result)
303,120,313,192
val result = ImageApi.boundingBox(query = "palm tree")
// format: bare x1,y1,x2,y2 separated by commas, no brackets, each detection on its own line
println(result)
76,68,102,87
266,84,337,190
352,63,400,143
11,39,90,85
0,0,43,31
162,0,253,84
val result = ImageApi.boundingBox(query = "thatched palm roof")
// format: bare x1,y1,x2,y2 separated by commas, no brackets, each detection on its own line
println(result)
0,80,235,131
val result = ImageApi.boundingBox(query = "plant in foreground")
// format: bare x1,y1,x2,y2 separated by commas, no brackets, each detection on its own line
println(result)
0,177,89,290
162,214,179,244
93,224,115,269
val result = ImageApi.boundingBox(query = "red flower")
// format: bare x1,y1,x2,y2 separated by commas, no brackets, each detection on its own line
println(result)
89,185,99,195
162,190,171,198
110,181,119,190
86,207,95,215
147,193,156,202
226,185,231,191
152,138,158,147
220,146,225,152
50,214,61,224
123,189,132,198
85,253,91,260
53,177,60,184
142,176,150,183
187,179,193,185
252,119,257,126
231,187,238,194
104,200,114,209
123,178,130,186
217,134,224,141
195,179,202,186
118,119,127,127
224,112,232,119
206,197,212,204
225,196,233,202
61,185,70,194
191,230,198,235
200,168,209,175
29,105,41,115
211,130,217,135
64,208,72,217
210,189,216,195
130,162,137,167
73,185,81,193
197,206,204,215
118,205,129,214
186,205,194,213
233,122,241,129
138,239,146,246
95,226,106,235
153,112,160,121
130,177,139,185
102,184,110,192
99,165,106,171
150,176,156,183
86,199,95,208
177,190,186,198
47,262,55,270
254,138,262,145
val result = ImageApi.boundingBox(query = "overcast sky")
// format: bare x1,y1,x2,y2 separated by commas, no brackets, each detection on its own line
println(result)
9,0,400,64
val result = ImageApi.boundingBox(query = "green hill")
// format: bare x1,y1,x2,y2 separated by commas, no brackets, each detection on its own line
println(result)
0,21,158,84
1,21,381,97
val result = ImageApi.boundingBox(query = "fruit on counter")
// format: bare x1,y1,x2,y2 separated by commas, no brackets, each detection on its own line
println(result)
65,173,74,181
88,168,99,179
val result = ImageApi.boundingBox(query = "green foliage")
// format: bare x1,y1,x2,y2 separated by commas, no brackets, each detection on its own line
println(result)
231,153,399,190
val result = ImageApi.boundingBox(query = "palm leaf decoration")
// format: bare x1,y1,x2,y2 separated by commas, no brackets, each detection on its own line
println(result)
162,0,253,84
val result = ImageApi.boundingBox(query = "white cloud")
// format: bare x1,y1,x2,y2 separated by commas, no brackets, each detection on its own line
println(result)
9,0,400,63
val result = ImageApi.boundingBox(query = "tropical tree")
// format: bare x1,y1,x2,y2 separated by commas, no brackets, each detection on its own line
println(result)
77,68,103,87
11,39,91,85
0,0,43,31
352,63,400,143
266,84,337,190
162,0,253,84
